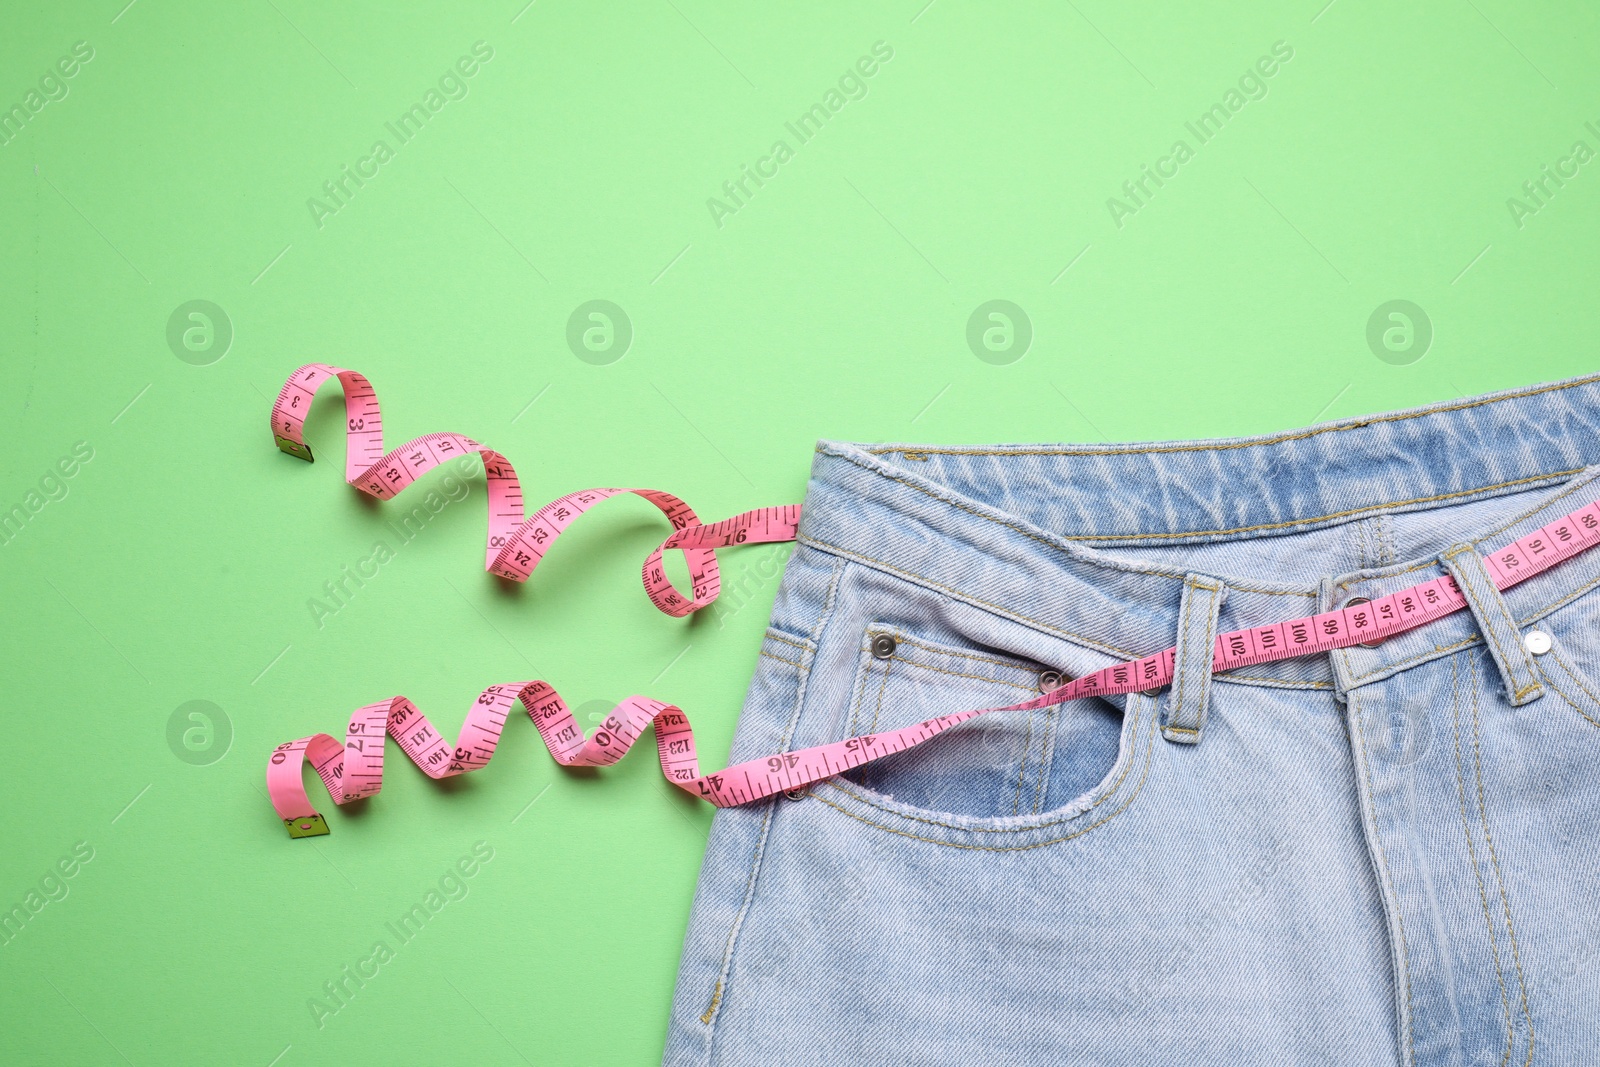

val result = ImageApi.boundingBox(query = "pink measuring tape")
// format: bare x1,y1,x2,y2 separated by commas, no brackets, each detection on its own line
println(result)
265,364,1600,838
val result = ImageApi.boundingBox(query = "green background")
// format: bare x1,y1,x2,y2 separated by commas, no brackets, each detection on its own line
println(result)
1,0,1595,1063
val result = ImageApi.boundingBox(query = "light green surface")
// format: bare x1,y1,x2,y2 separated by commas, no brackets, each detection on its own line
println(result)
2,2,1596,1064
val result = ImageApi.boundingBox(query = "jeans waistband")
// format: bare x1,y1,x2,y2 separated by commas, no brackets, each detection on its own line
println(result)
796,372,1600,694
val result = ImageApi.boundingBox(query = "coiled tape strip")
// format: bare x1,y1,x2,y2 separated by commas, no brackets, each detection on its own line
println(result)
265,364,1600,837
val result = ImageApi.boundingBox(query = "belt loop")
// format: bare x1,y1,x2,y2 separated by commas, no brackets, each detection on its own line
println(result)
1163,574,1227,745
1439,543,1544,707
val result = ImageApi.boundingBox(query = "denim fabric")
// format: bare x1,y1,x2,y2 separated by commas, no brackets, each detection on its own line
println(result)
663,373,1600,1066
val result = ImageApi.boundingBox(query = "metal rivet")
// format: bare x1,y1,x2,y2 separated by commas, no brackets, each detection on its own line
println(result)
1524,630,1552,656
870,634,897,659
1343,596,1385,648
783,787,808,802
1039,669,1066,692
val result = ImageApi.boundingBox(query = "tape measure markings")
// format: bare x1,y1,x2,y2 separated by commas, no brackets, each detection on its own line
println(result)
264,363,1600,836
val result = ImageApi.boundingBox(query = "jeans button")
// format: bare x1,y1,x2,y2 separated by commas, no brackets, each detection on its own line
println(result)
1039,669,1067,692
870,634,897,659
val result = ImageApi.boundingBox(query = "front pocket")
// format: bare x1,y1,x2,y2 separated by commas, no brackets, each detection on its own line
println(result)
841,624,1121,820
1521,584,1600,734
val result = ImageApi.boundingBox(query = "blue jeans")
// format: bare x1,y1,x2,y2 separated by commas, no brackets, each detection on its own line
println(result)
664,374,1600,1065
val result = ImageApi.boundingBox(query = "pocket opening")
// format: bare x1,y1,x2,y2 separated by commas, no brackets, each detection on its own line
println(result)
837,624,1125,823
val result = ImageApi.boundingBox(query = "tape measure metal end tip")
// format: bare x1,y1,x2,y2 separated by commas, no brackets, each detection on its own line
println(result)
284,814,329,839
274,435,315,463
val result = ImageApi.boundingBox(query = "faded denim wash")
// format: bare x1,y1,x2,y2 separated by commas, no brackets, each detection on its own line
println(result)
664,373,1600,1066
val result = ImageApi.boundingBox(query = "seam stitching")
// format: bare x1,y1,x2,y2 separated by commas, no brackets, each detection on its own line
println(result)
861,650,897,792
1012,706,1035,816
870,631,1047,677
1470,665,1537,1064
698,981,721,1025
1017,469,1574,542
1451,655,1517,1066
877,654,1037,692
697,551,844,1045
1224,675,1335,689
763,632,811,654
1545,649,1600,729
1033,701,1058,814
1350,692,1415,1066
846,638,875,741
800,534,1329,687
822,448,1353,578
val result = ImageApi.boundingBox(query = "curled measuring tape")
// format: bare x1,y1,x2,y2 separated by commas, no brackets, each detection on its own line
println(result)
268,363,797,615
265,364,1600,838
